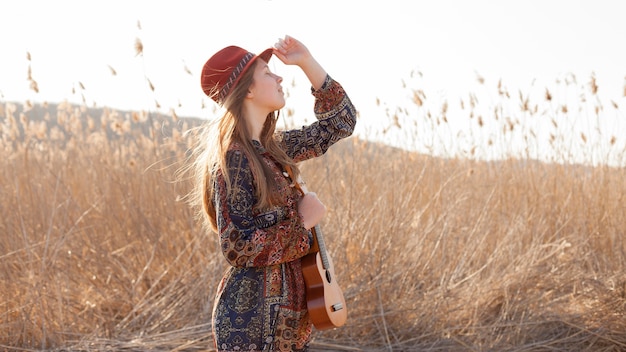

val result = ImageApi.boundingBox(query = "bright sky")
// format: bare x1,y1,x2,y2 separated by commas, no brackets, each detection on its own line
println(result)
2,0,625,163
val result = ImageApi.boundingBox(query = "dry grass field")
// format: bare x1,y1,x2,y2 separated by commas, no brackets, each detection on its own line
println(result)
2,74,626,351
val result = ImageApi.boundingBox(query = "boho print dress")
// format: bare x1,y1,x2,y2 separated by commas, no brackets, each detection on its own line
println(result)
212,75,357,351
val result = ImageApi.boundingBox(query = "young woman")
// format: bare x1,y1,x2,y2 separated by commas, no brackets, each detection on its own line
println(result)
192,35,357,351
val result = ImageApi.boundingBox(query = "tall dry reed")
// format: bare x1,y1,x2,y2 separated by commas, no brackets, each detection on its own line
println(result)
1,45,626,351
1,94,625,351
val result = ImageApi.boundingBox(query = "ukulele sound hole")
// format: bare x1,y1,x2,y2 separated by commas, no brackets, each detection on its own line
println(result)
325,270,332,284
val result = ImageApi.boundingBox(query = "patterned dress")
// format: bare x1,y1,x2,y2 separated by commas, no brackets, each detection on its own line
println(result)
212,75,357,351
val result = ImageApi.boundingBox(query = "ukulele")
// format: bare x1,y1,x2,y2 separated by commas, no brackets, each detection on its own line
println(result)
284,165,348,330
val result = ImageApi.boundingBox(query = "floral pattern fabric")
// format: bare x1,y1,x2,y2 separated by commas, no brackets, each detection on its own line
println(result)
212,75,357,351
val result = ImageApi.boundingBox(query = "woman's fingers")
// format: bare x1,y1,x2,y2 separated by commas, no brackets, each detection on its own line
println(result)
298,192,326,229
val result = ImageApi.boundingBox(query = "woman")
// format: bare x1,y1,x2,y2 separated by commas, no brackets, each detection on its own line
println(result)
193,35,356,351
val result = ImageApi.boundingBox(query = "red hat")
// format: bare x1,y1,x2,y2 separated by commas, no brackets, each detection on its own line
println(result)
201,46,274,104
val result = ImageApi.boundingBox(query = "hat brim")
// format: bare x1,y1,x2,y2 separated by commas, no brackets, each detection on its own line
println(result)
257,47,274,64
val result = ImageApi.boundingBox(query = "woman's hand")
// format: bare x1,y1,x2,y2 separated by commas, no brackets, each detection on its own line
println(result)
273,35,311,67
273,35,327,90
298,192,326,230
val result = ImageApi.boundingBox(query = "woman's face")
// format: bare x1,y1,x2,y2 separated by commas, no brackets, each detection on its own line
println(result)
247,59,285,113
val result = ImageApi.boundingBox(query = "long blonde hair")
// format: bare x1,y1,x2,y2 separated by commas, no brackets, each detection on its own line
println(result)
189,60,299,232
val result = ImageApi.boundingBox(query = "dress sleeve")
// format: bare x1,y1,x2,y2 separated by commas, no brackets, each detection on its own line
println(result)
279,75,357,162
214,148,311,267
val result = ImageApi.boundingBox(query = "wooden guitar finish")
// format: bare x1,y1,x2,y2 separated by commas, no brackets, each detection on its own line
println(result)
301,223,348,330
286,166,347,330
